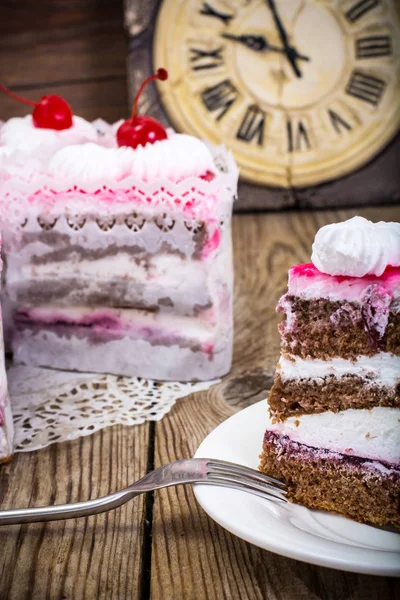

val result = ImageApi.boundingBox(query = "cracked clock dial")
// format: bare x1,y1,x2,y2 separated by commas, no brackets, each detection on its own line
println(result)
154,0,400,187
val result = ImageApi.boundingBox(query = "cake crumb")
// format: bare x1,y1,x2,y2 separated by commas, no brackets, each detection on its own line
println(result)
294,419,300,427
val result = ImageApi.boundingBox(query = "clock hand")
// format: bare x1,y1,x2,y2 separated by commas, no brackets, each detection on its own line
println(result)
266,0,304,78
221,33,309,61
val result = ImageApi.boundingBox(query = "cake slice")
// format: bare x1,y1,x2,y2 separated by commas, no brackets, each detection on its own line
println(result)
260,217,400,528
0,238,13,463
0,102,237,381
269,264,400,417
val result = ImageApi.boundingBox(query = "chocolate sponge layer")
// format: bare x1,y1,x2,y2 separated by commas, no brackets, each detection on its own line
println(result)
279,296,400,360
259,431,400,528
268,373,400,420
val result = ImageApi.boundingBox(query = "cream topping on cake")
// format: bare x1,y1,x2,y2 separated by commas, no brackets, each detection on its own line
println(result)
16,252,208,289
278,353,400,386
268,407,400,465
0,115,215,183
48,135,215,183
0,115,98,158
311,216,400,277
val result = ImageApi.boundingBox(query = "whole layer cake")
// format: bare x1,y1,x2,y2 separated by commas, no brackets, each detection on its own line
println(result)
260,217,400,528
0,236,13,462
0,114,238,381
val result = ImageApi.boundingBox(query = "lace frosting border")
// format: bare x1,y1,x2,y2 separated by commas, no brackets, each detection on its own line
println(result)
0,141,239,223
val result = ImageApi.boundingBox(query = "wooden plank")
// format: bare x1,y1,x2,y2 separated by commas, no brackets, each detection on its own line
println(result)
0,423,150,600
295,134,400,209
151,207,400,600
0,27,126,90
0,0,127,123
0,79,129,124
0,0,124,37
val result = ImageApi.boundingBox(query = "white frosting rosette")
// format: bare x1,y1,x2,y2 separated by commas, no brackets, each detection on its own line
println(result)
48,135,215,184
0,115,216,184
311,216,400,277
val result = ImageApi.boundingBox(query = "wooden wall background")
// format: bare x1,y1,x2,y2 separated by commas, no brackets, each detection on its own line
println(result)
0,0,127,124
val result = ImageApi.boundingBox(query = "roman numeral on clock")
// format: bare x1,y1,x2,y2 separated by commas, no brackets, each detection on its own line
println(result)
190,47,224,71
201,80,238,120
345,70,386,106
200,2,234,24
328,109,352,134
345,0,380,23
356,36,392,58
287,120,311,152
236,105,266,145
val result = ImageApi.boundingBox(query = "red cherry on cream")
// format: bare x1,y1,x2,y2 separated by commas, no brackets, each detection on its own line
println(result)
33,95,73,130
117,115,167,148
117,68,168,149
0,83,73,130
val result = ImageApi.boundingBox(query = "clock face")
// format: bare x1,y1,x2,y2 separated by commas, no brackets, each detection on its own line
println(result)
154,0,400,187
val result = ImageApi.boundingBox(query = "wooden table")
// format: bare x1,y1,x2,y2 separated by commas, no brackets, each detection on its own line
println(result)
1,3,399,597
1,206,399,600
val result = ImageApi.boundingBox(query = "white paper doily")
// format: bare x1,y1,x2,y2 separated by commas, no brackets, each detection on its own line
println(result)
7,365,218,452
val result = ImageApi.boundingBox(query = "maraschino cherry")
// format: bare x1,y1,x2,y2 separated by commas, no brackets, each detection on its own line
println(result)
117,68,168,149
0,83,73,130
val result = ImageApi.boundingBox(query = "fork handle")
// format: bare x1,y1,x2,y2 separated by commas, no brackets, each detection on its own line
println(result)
0,488,138,526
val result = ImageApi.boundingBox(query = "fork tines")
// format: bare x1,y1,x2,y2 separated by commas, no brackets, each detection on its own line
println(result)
204,459,287,503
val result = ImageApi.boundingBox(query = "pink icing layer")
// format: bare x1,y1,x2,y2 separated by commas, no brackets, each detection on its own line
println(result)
263,431,400,475
15,307,216,356
200,171,215,182
1,179,227,226
291,263,400,283
202,229,221,260
288,263,400,302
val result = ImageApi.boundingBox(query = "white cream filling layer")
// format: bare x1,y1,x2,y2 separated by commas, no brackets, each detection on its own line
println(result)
18,253,206,287
268,407,400,465
278,353,400,387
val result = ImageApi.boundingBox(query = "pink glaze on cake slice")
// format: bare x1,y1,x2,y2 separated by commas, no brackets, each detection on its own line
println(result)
279,263,400,357
288,263,400,303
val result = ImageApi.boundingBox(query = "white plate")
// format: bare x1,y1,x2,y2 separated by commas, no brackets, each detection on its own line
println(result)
194,400,400,576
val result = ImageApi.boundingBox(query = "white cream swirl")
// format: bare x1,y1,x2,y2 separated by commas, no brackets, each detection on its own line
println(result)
311,216,400,277
0,115,98,159
48,134,215,183
0,116,216,183
49,143,134,181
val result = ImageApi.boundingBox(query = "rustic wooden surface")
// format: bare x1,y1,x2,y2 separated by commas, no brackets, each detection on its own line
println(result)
0,0,128,123
0,3,399,598
1,207,400,600
0,425,151,600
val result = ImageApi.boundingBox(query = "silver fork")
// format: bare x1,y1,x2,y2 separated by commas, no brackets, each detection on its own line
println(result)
0,458,287,526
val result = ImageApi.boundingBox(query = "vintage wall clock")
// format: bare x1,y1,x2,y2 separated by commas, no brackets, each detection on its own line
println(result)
126,0,400,209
